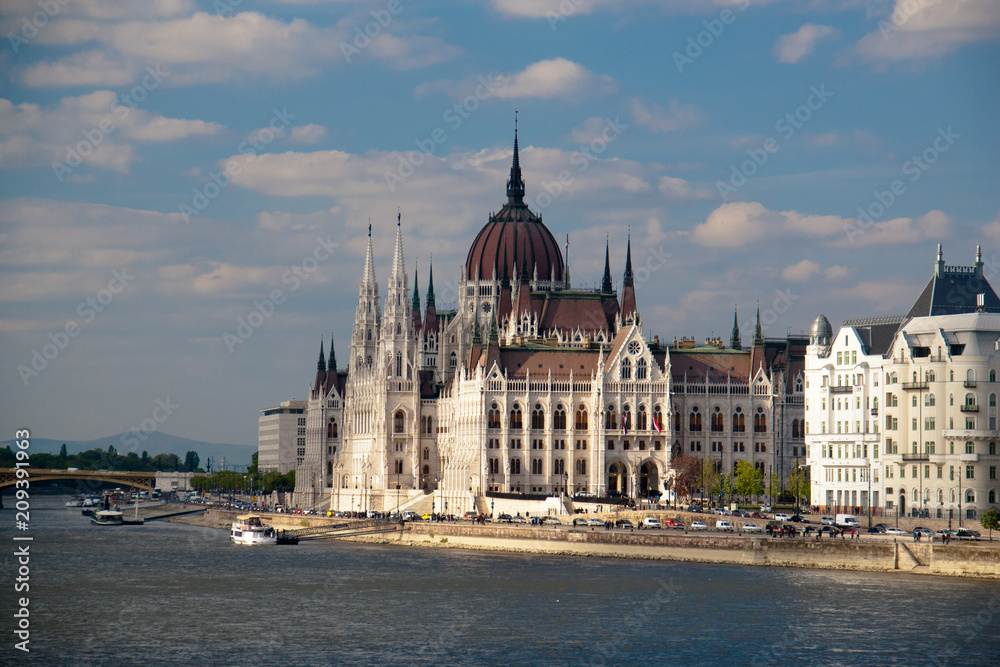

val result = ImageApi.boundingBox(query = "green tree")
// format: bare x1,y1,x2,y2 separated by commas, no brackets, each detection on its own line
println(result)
786,466,811,507
981,509,999,542
767,473,783,504
718,473,737,506
735,461,764,504
59,443,68,460
700,457,718,505
184,451,200,472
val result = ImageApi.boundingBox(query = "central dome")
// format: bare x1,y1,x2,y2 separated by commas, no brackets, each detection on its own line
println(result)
465,131,565,283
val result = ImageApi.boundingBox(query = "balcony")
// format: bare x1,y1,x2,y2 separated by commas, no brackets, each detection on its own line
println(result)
902,382,928,391
942,429,997,439
964,380,977,388
870,408,878,416
960,453,979,462
960,404,979,413
901,453,930,462
830,385,854,394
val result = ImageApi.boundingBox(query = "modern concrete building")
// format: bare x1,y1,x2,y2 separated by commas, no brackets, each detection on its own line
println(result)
257,399,307,474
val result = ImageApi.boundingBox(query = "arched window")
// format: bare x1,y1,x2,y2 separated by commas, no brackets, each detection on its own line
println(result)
989,490,997,504
605,406,618,430
394,410,405,434
912,394,917,407
423,448,429,460
510,405,523,429
622,405,633,432
966,489,976,504
991,370,997,382
711,406,724,432
394,460,403,474
637,405,647,430
367,329,372,341
927,371,935,382
621,357,632,380
554,405,567,430
423,465,430,476
328,419,338,439
576,458,587,475
991,394,997,408
426,417,433,434
689,406,702,432
873,397,879,410
395,352,402,377
450,351,457,368
396,323,401,335
925,394,935,406
531,404,545,430
636,358,647,380
754,407,767,433
732,407,745,433
791,419,800,439
575,405,588,430
968,369,976,385
965,393,977,409
937,489,944,503
488,404,501,429
510,458,521,475
653,405,664,433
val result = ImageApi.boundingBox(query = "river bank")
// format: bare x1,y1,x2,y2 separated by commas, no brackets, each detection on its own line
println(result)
168,508,1000,579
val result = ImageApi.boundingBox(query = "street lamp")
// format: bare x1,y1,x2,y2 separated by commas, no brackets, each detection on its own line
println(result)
563,472,568,496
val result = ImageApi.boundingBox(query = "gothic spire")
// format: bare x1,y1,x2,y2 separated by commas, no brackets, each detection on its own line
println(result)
623,233,634,288
487,311,499,344
316,338,326,373
753,302,763,345
426,259,436,309
620,233,636,320
328,336,337,372
411,262,420,310
730,305,742,350
471,307,482,346
601,235,613,294
506,111,525,205
361,220,377,293
389,209,406,289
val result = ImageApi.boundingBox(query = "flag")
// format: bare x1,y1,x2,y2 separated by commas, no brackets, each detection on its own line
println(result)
623,412,629,435
653,415,662,434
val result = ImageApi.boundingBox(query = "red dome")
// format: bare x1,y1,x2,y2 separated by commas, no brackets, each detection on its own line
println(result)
465,131,565,283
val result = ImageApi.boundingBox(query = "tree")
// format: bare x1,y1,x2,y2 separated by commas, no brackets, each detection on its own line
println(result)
59,443,68,459
184,451,200,472
786,466,811,507
700,457,718,505
735,461,764,504
767,473,783,504
981,509,999,542
718,473,737,506
670,454,701,502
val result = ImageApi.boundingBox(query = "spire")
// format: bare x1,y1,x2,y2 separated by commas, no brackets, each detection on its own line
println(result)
730,305,742,350
935,243,945,277
471,307,482,346
361,220,377,292
328,336,337,372
601,235,613,294
620,233,636,321
506,111,525,205
500,247,510,287
411,262,421,311
426,260,436,309
390,210,406,287
623,233,634,288
498,247,513,324
317,338,326,373
488,311,499,344
564,233,571,288
753,302,763,345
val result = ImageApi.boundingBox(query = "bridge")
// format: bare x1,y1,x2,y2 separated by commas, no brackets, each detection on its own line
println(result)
0,468,157,491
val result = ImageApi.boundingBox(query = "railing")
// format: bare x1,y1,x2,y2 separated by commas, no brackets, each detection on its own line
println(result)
902,382,928,390
964,380,977,388
960,405,979,413
830,386,854,393
901,453,929,462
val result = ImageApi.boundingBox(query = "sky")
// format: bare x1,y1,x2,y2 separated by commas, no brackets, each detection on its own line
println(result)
1,0,999,448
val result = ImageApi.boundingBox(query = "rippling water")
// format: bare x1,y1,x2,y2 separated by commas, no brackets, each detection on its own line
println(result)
2,496,999,666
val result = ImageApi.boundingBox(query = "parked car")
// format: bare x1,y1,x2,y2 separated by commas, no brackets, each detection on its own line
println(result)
789,514,809,523
712,508,729,516
511,515,527,524
820,517,835,526
572,517,589,527
760,505,772,513
773,513,791,522
686,505,703,513
690,521,708,531
662,518,685,528
751,512,765,520
715,520,735,532
642,517,662,529
742,523,763,533
543,517,563,525
913,527,934,538
954,529,981,541
884,527,908,536
587,518,605,527
496,513,514,523
461,511,478,521
615,519,634,529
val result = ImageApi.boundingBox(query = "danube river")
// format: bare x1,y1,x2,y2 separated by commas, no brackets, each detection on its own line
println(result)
2,496,999,665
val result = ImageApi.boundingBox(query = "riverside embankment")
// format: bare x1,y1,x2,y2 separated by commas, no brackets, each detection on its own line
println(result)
171,508,1000,579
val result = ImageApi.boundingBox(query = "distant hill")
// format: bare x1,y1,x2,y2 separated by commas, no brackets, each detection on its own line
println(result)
1,432,255,469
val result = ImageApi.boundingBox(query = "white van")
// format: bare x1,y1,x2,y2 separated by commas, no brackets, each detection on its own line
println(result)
835,514,860,528
715,520,735,532
642,517,662,529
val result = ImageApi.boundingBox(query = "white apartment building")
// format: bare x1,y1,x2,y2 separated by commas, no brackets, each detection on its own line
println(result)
805,245,1000,523
257,399,308,474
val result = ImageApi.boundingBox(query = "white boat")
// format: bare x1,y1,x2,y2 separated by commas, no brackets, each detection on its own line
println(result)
65,497,84,507
91,510,124,526
230,515,276,545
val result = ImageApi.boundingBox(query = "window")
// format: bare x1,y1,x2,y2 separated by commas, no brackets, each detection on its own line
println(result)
394,460,403,474
576,459,587,475
531,459,544,475
622,405,633,432
654,405,664,433
966,441,975,454
689,407,702,432
966,465,975,480
753,407,767,433
531,405,545,430
711,407,724,432
791,418,801,438
636,358,647,380
450,351,457,368
621,357,631,380
510,458,521,474
732,407,745,432
554,405,567,430
394,410,405,434
605,406,618,430
637,405,648,430
925,394,935,406
989,466,996,481
488,404,501,429
510,405,523,429
575,405,588,430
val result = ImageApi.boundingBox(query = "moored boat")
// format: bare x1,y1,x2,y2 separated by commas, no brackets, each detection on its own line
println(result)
91,510,124,526
230,515,276,545
65,497,84,507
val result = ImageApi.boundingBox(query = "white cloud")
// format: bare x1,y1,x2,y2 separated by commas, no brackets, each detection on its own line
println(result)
631,98,700,133
493,58,617,100
782,259,820,282
14,10,460,87
657,176,712,200
855,0,1000,64
773,24,837,64
488,0,766,19
825,265,852,280
290,124,328,145
0,92,224,173
690,202,951,248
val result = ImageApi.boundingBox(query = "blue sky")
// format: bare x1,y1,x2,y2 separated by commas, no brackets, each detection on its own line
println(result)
1,0,998,448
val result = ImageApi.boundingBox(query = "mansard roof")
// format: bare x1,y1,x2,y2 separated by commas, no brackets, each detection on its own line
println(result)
842,316,906,356
499,346,603,379
907,244,1000,318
